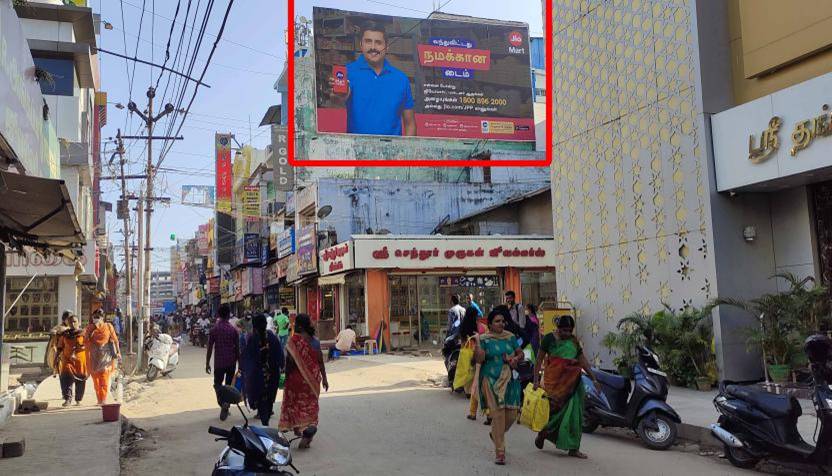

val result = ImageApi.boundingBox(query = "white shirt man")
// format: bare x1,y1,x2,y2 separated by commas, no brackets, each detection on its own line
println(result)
335,326,358,352
197,316,210,330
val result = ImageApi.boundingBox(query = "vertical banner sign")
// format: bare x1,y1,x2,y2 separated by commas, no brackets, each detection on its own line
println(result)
243,185,260,221
271,125,294,192
215,134,233,213
244,233,260,263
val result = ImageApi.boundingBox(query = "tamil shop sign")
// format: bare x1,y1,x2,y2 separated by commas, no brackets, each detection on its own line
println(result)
319,242,353,276
712,70,832,191
352,238,555,269
277,227,296,258
6,239,95,277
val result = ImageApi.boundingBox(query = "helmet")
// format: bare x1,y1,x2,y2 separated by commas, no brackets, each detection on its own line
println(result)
804,334,832,364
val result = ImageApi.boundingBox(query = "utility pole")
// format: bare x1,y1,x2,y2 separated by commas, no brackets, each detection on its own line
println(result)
136,193,144,365
115,130,134,354
126,86,181,358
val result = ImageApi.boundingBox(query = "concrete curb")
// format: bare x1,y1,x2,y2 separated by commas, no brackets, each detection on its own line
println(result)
677,422,721,449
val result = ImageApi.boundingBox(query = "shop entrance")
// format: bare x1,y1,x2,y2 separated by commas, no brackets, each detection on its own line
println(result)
389,274,502,349
814,181,832,286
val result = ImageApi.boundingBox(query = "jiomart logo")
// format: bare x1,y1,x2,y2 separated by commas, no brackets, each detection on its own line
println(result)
508,31,523,46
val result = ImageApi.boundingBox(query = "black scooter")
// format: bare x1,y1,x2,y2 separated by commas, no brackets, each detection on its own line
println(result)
209,385,309,475
442,323,461,390
583,346,681,450
710,334,832,471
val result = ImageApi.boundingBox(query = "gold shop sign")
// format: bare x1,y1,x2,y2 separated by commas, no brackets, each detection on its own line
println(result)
748,104,832,163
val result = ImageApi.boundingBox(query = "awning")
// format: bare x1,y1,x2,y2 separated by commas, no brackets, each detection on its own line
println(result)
0,170,85,253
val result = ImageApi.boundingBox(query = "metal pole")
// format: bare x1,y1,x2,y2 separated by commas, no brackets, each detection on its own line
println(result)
136,194,145,366
117,131,134,354
0,246,6,391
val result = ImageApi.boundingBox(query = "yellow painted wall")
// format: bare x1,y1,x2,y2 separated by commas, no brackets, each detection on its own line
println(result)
730,0,832,104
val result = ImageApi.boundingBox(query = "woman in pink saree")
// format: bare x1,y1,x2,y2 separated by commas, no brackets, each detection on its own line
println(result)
278,314,329,448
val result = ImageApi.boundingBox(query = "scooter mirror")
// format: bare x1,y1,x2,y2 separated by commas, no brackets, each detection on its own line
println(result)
217,385,242,405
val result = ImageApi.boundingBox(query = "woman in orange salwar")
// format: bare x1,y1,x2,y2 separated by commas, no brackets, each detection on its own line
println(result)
57,313,88,406
85,309,121,404
279,314,328,448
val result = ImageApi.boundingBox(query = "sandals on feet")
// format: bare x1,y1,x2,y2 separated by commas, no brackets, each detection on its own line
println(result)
495,451,505,465
568,450,588,459
534,431,547,450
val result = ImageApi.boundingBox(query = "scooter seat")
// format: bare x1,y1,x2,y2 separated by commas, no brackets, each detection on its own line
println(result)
592,369,629,391
725,385,801,418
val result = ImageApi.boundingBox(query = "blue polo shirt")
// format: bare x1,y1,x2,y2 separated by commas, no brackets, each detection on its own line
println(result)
345,56,414,136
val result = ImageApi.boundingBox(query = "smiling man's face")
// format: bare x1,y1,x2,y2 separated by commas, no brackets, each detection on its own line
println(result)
361,30,387,67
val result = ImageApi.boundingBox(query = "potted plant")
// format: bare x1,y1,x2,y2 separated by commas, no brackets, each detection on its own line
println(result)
710,272,828,384
652,304,716,389
602,311,659,377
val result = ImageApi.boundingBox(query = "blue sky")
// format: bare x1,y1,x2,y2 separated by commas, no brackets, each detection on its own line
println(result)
97,0,543,272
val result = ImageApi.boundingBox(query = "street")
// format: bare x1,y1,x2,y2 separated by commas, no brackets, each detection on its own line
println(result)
120,342,750,476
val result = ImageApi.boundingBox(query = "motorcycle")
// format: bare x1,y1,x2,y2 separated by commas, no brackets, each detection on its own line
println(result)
209,385,307,475
145,332,180,382
710,334,832,471
583,346,681,450
442,322,461,390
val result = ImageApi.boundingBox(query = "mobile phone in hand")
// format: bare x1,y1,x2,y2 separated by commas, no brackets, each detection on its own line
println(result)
332,65,348,94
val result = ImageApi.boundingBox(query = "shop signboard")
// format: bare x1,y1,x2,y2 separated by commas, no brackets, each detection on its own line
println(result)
265,261,284,286
712,71,832,191
297,225,318,276
181,185,215,207
271,125,294,192
277,227,296,258
6,239,95,277
197,224,210,256
353,237,555,269
261,238,270,263
286,255,300,283
319,242,353,276
208,276,220,295
242,267,263,296
244,233,260,263
215,134,233,212
313,7,534,141
243,185,261,221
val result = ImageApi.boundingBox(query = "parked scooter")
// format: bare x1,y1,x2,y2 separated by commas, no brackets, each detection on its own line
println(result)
210,385,307,475
145,331,180,381
583,346,681,450
710,334,832,471
442,321,461,390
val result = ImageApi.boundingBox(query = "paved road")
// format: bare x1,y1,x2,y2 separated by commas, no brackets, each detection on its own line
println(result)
121,341,752,475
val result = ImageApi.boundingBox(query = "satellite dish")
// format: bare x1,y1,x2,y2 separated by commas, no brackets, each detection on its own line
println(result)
317,205,333,219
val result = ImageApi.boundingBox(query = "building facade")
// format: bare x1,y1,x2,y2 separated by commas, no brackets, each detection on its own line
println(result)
548,0,832,380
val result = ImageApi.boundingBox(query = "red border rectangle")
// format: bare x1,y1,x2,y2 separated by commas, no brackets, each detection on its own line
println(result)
287,0,552,167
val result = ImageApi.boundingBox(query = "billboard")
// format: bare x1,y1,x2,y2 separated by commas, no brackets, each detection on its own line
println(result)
182,185,215,207
242,185,260,221
297,225,318,276
313,7,534,141
271,125,294,192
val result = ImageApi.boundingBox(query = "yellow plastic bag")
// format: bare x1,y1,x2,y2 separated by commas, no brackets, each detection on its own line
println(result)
452,339,475,390
519,385,550,432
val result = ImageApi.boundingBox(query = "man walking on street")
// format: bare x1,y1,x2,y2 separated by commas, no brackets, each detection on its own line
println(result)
447,295,466,337
274,307,290,350
206,304,239,421
467,293,483,318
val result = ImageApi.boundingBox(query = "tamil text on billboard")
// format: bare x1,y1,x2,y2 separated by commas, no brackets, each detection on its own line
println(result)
313,7,534,141
215,134,232,213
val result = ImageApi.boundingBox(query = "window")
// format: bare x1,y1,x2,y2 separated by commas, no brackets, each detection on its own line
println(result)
4,277,59,333
33,57,74,96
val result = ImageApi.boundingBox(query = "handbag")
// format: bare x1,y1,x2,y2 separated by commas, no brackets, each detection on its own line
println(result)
519,385,550,432
452,337,476,390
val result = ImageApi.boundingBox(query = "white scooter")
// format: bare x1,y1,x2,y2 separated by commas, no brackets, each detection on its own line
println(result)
145,332,180,381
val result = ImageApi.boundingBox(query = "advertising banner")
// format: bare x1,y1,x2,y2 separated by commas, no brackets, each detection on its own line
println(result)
277,228,296,258
182,185,216,207
242,185,260,221
197,224,209,256
215,134,233,212
313,7,534,141
297,225,318,276
271,125,294,192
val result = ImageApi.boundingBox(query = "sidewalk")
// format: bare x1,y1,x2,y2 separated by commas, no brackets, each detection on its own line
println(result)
667,385,818,446
0,376,120,475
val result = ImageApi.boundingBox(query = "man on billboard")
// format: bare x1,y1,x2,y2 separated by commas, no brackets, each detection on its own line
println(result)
328,22,416,136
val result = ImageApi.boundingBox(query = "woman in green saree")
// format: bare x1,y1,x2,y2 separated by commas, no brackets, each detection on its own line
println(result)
474,308,524,465
533,314,599,458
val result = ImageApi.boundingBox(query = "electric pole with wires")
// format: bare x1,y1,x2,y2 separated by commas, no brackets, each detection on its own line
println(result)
125,86,182,362
114,130,135,356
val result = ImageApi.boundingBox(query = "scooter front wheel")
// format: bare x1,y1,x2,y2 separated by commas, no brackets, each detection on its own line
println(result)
147,365,159,382
636,411,677,450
